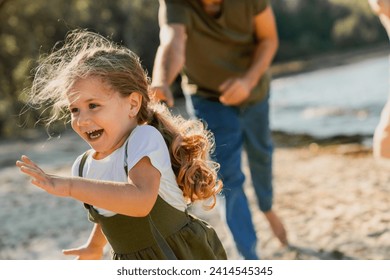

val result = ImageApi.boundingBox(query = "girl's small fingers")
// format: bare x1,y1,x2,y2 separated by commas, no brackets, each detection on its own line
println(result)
17,162,36,172
62,248,80,256
20,165,45,181
21,155,31,162
21,156,45,173
21,155,38,167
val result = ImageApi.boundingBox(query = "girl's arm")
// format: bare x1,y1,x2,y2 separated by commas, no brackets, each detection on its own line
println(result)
16,155,160,217
63,224,107,260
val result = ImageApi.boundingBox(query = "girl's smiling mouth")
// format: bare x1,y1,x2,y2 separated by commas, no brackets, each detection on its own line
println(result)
86,129,104,140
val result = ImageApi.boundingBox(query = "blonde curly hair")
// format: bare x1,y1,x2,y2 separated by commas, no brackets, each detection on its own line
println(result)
29,29,222,208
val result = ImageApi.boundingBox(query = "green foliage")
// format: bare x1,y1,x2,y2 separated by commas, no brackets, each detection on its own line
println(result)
272,0,387,60
0,0,159,138
330,0,386,47
0,0,387,138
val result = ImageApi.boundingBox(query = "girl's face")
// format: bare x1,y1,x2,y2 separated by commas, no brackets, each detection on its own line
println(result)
68,77,137,160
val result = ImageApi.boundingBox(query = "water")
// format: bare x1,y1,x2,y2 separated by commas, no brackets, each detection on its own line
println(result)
270,55,390,140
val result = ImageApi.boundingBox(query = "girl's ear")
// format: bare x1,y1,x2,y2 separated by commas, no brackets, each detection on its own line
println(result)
128,92,142,118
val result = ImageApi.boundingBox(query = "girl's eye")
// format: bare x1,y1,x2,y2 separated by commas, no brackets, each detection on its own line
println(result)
69,107,79,114
89,103,98,109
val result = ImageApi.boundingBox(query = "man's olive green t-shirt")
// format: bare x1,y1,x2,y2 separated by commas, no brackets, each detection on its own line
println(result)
161,0,271,106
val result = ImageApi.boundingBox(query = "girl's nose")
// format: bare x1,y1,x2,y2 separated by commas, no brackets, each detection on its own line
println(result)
76,111,91,126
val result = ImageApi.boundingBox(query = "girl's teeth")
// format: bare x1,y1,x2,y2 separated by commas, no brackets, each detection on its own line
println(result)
87,130,103,139
90,133,100,139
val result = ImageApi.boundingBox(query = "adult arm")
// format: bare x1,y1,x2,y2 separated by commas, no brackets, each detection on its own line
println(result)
219,5,279,105
16,155,160,217
151,23,187,107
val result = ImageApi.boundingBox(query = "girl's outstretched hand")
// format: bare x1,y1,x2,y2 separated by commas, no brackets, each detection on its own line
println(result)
16,155,71,197
63,245,104,260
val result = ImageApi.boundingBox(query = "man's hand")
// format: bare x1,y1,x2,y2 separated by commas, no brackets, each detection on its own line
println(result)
150,85,175,107
219,77,251,106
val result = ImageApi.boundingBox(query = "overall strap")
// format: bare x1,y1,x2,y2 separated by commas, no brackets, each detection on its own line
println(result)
78,145,178,260
78,150,91,177
79,150,92,209
148,215,178,260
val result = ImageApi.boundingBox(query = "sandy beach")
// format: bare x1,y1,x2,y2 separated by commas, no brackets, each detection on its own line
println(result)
1,103,389,260
1,47,390,260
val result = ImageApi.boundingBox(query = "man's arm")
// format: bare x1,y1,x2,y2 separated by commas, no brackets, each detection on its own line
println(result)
219,5,279,105
151,23,187,107
245,5,279,90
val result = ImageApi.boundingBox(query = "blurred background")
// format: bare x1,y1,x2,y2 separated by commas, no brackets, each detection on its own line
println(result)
0,0,388,141
1,0,390,261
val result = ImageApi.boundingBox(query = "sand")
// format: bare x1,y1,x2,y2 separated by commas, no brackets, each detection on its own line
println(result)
1,105,389,260
1,47,390,260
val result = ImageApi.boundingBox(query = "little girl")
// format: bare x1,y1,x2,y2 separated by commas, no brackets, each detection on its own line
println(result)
16,29,227,260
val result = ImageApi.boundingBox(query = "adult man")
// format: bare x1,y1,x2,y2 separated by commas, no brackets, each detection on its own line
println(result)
151,0,287,259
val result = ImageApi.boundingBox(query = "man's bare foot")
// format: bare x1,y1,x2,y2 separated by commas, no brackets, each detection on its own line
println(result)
264,210,288,246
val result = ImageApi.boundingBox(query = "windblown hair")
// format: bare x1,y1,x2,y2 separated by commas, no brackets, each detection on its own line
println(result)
29,29,222,208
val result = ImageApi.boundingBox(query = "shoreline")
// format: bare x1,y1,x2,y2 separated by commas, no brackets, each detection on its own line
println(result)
271,43,390,78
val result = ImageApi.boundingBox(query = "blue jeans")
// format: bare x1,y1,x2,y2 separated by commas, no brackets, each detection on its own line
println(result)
185,94,273,260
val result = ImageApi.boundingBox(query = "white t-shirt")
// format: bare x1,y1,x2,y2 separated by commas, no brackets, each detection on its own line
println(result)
71,125,187,216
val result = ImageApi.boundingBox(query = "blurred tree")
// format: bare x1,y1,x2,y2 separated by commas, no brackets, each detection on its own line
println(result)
273,0,349,60
272,0,386,60
122,0,159,71
331,0,386,48
0,0,159,138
